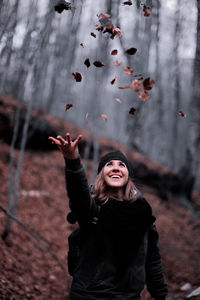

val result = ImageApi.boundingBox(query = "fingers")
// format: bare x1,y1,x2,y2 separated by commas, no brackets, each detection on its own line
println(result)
74,134,82,147
57,135,67,146
66,133,71,144
48,137,62,146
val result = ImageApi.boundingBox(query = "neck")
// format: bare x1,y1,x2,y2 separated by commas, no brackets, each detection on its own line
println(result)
106,187,124,200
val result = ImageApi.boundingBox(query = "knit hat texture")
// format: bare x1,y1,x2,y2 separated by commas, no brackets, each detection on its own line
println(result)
97,150,133,176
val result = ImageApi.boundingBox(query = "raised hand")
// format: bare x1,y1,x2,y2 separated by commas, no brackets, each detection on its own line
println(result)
48,132,82,159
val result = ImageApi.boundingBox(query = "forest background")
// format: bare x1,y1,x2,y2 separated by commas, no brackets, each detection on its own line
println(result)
1,0,200,299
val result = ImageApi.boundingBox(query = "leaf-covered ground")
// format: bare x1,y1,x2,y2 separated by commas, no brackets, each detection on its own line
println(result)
0,98,200,299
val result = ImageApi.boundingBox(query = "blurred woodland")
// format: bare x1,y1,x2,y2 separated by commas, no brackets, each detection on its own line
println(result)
1,0,200,299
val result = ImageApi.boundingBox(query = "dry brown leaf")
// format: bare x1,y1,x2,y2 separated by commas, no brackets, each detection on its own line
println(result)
129,107,136,115
119,85,130,89
85,113,89,124
178,111,186,117
130,79,143,92
143,4,151,17
65,104,73,110
93,61,105,67
126,47,137,55
72,72,82,82
91,32,96,38
99,113,107,121
84,58,90,68
139,90,150,101
143,77,155,90
114,59,121,66
110,75,117,85
115,98,122,104
122,66,134,75
111,49,118,56
123,1,132,5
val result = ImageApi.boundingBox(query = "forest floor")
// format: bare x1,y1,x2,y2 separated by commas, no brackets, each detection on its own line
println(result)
0,96,200,299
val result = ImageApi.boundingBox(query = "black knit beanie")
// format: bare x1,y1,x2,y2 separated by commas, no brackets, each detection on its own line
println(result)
97,150,133,177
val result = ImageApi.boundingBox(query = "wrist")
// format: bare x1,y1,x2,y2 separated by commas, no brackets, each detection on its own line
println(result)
64,156,81,170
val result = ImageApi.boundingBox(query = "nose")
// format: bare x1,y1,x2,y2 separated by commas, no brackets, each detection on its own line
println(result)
111,164,120,172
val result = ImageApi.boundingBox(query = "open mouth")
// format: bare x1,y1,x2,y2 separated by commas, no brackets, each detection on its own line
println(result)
109,175,121,179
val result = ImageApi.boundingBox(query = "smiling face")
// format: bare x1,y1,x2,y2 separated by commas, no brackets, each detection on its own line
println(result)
102,160,129,191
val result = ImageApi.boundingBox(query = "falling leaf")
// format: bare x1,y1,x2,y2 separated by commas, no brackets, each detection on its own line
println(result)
80,43,84,48
98,13,112,26
110,75,117,85
139,90,150,101
114,59,121,66
84,58,91,68
122,66,134,75
126,47,137,55
111,27,123,39
111,49,118,56
143,77,155,90
95,24,104,31
91,32,96,38
93,61,104,67
85,113,89,124
54,0,71,14
66,104,73,110
115,98,122,104
72,72,82,82
119,85,130,89
103,23,114,35
129,107,136,115
123,1,132,5
99,113,107,121
178,111,186,117
143,4,151,17
130,79,143,92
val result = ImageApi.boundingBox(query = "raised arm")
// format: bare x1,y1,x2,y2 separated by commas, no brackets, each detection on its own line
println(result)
48,133,97,226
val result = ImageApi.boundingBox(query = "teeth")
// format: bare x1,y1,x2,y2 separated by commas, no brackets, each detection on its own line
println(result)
111,175,120,178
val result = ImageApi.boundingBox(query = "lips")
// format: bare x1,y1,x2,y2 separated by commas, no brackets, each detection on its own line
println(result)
109,174,121,179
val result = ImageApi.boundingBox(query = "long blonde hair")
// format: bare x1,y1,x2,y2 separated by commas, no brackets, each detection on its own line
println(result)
93,169,136,204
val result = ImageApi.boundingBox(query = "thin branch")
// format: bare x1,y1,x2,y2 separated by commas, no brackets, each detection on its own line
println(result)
0,203,69,277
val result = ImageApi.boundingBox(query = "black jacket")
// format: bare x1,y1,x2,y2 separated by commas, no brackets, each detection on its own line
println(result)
65,157,168,300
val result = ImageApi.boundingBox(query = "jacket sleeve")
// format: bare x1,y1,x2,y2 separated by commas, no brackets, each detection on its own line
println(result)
145,225,168,300
64,156,98,226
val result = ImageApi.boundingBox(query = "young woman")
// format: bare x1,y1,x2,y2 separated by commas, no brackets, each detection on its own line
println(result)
48,132,168,300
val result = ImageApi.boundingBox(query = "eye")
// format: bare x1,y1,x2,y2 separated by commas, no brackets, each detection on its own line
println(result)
106,161,113,166
119,162,125,167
